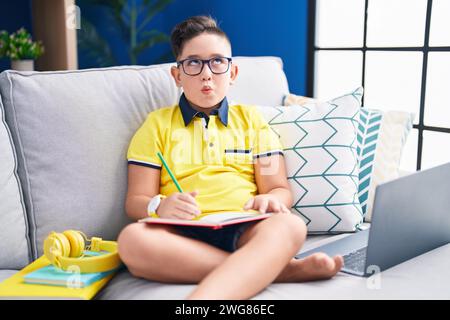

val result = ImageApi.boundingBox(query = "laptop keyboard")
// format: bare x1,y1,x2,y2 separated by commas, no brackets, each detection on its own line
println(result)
343,247,367,273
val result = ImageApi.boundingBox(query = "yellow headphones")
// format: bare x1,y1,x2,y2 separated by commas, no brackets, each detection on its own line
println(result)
43,230,121,273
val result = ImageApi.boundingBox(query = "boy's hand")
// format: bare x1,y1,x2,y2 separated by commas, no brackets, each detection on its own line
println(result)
156,190,201,220
243,194,291,214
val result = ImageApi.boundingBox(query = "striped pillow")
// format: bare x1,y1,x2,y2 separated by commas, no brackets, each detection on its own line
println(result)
283,93,414,221
356,109,414,221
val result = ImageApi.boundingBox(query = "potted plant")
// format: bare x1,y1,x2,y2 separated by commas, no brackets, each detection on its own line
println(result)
0,28,44,71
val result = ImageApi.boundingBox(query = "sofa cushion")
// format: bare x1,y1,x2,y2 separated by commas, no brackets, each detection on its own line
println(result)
228,56,289,106
284,93,414,221
95,230,450,300
95,232,349,300
0,56,289,260
0,65,181,259
0,96,30,269
257,88,364,233
0,270,18,283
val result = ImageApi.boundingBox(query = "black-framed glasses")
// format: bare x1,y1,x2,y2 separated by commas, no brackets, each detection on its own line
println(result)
177,57,232,76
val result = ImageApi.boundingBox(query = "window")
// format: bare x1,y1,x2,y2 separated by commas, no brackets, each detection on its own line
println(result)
310,0,450,171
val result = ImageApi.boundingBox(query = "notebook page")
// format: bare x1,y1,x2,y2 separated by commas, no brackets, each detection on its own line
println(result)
198,212,260,223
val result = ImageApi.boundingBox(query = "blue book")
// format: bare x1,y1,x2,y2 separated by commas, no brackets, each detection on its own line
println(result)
23,251,114,288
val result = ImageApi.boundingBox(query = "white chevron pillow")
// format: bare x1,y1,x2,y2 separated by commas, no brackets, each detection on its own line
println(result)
257,87,364,233
283,93,414,222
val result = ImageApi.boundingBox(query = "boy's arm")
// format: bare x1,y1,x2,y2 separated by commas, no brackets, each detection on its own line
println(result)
125,164,161,221
125,164,201,221
244,154,293,213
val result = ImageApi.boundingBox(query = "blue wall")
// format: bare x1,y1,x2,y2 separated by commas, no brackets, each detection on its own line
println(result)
0,0,309,95
78,0,309,95
0,0,33,72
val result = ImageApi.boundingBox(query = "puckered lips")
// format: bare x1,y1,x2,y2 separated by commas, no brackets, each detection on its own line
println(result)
201,85,213,94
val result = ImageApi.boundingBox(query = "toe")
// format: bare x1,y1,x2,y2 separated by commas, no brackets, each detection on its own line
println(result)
313,253,335,273
333,255,344,273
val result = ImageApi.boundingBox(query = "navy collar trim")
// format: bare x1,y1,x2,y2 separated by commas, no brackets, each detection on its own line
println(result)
179,93,229,127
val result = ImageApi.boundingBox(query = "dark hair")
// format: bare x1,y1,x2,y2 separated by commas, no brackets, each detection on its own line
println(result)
170,15,230,59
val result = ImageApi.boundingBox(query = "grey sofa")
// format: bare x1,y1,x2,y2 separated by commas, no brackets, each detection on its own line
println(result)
1,56,449,299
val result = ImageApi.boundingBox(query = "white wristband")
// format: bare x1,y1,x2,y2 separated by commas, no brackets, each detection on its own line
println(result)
147,194,166,216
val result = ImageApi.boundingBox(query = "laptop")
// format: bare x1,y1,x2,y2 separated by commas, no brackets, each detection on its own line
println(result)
295,162,450,277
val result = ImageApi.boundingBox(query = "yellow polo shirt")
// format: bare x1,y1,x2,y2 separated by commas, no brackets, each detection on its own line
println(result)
127,94,284,214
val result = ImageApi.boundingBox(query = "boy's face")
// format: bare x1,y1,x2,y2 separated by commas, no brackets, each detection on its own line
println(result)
171,33,238,110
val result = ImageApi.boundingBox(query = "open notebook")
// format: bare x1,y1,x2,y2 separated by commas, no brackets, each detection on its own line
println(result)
138,211,272,229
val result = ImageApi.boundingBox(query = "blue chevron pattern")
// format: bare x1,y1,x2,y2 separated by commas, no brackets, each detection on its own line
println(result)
357,108,383,217
257,87,364,233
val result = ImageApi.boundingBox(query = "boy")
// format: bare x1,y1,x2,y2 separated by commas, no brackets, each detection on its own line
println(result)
118,16,343,300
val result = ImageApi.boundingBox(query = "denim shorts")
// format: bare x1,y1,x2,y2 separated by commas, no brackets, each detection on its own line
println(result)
174,221,257,252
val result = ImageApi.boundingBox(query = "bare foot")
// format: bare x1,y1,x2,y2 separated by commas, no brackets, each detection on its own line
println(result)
284,253,344,282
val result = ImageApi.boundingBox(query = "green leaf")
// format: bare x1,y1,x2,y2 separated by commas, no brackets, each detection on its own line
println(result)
77,17,116,67
132,30,169,57
0,28,44,59
78,0,130,41
137,0,173,32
